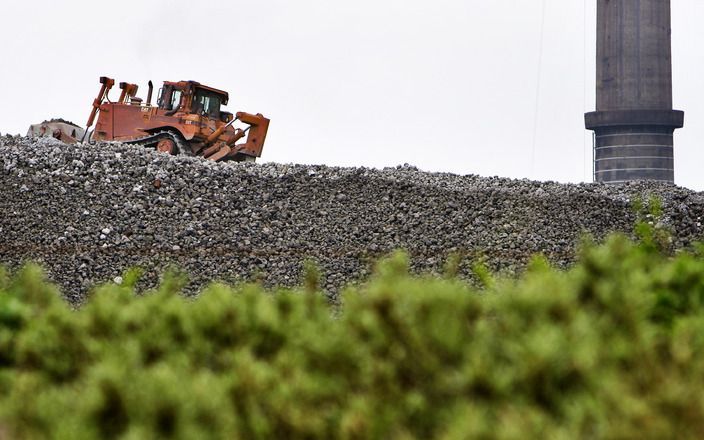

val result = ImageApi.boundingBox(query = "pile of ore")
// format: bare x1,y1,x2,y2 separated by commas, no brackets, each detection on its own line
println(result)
1,135,703,304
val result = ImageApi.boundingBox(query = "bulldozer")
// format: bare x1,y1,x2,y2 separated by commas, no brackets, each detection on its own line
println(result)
83,77,269,162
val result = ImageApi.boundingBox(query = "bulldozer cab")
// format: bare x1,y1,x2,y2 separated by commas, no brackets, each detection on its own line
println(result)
156,81,229,121
193,88,223,120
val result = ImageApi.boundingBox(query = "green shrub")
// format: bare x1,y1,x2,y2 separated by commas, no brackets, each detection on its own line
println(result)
2,233,704,438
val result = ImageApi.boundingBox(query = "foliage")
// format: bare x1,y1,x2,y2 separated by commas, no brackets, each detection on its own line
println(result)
3,232,704,438
632,195,672,253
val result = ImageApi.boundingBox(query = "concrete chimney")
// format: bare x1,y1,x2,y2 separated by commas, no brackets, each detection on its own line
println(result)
585,0,684,183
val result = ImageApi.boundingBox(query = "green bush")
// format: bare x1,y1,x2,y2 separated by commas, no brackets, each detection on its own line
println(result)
2,234,704,438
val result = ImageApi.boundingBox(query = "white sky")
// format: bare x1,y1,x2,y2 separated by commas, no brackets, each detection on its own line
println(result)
2,1,703,189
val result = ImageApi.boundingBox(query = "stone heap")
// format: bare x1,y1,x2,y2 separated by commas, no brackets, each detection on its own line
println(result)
2,136,703,303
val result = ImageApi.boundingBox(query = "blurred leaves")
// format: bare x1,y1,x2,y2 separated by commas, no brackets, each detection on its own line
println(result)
2,231,704,438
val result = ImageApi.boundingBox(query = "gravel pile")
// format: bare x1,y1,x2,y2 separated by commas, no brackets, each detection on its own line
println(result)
2,135,704,304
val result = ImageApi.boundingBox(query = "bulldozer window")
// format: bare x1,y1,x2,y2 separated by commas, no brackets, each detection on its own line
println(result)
157,88,163,107
157,86,170,109
194,91,221,119
170,91,182,111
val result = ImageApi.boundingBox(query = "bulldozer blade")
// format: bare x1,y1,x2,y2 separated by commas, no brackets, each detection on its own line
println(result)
202,144,221,157
190,142,206,154
204,144,231,161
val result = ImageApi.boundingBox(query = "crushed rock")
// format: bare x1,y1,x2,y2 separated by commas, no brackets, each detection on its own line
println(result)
1,135,703,304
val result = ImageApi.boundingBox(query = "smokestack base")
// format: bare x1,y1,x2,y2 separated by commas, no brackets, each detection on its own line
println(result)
585,110,683,183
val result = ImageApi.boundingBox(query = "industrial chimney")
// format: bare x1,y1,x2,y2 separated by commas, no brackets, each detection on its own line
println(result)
585,0,684,183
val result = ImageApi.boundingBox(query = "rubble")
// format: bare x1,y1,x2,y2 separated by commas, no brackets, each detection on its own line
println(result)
1,136,703,304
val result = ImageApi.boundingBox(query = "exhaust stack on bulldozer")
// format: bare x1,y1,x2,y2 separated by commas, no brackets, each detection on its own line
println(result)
84,76,269,162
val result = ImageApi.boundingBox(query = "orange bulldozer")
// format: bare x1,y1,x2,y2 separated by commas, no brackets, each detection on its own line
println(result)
84,77,270,162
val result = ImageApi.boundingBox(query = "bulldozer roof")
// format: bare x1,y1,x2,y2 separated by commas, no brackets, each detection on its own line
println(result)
164,80,229,105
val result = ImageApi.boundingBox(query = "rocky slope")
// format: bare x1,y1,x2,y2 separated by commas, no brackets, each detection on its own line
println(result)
2,135,703,303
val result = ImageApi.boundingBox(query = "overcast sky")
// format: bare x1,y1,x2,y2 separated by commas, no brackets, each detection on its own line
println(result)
3,1,703,189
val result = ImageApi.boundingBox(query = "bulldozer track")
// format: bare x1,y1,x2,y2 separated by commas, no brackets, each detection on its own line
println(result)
124,130,193,157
